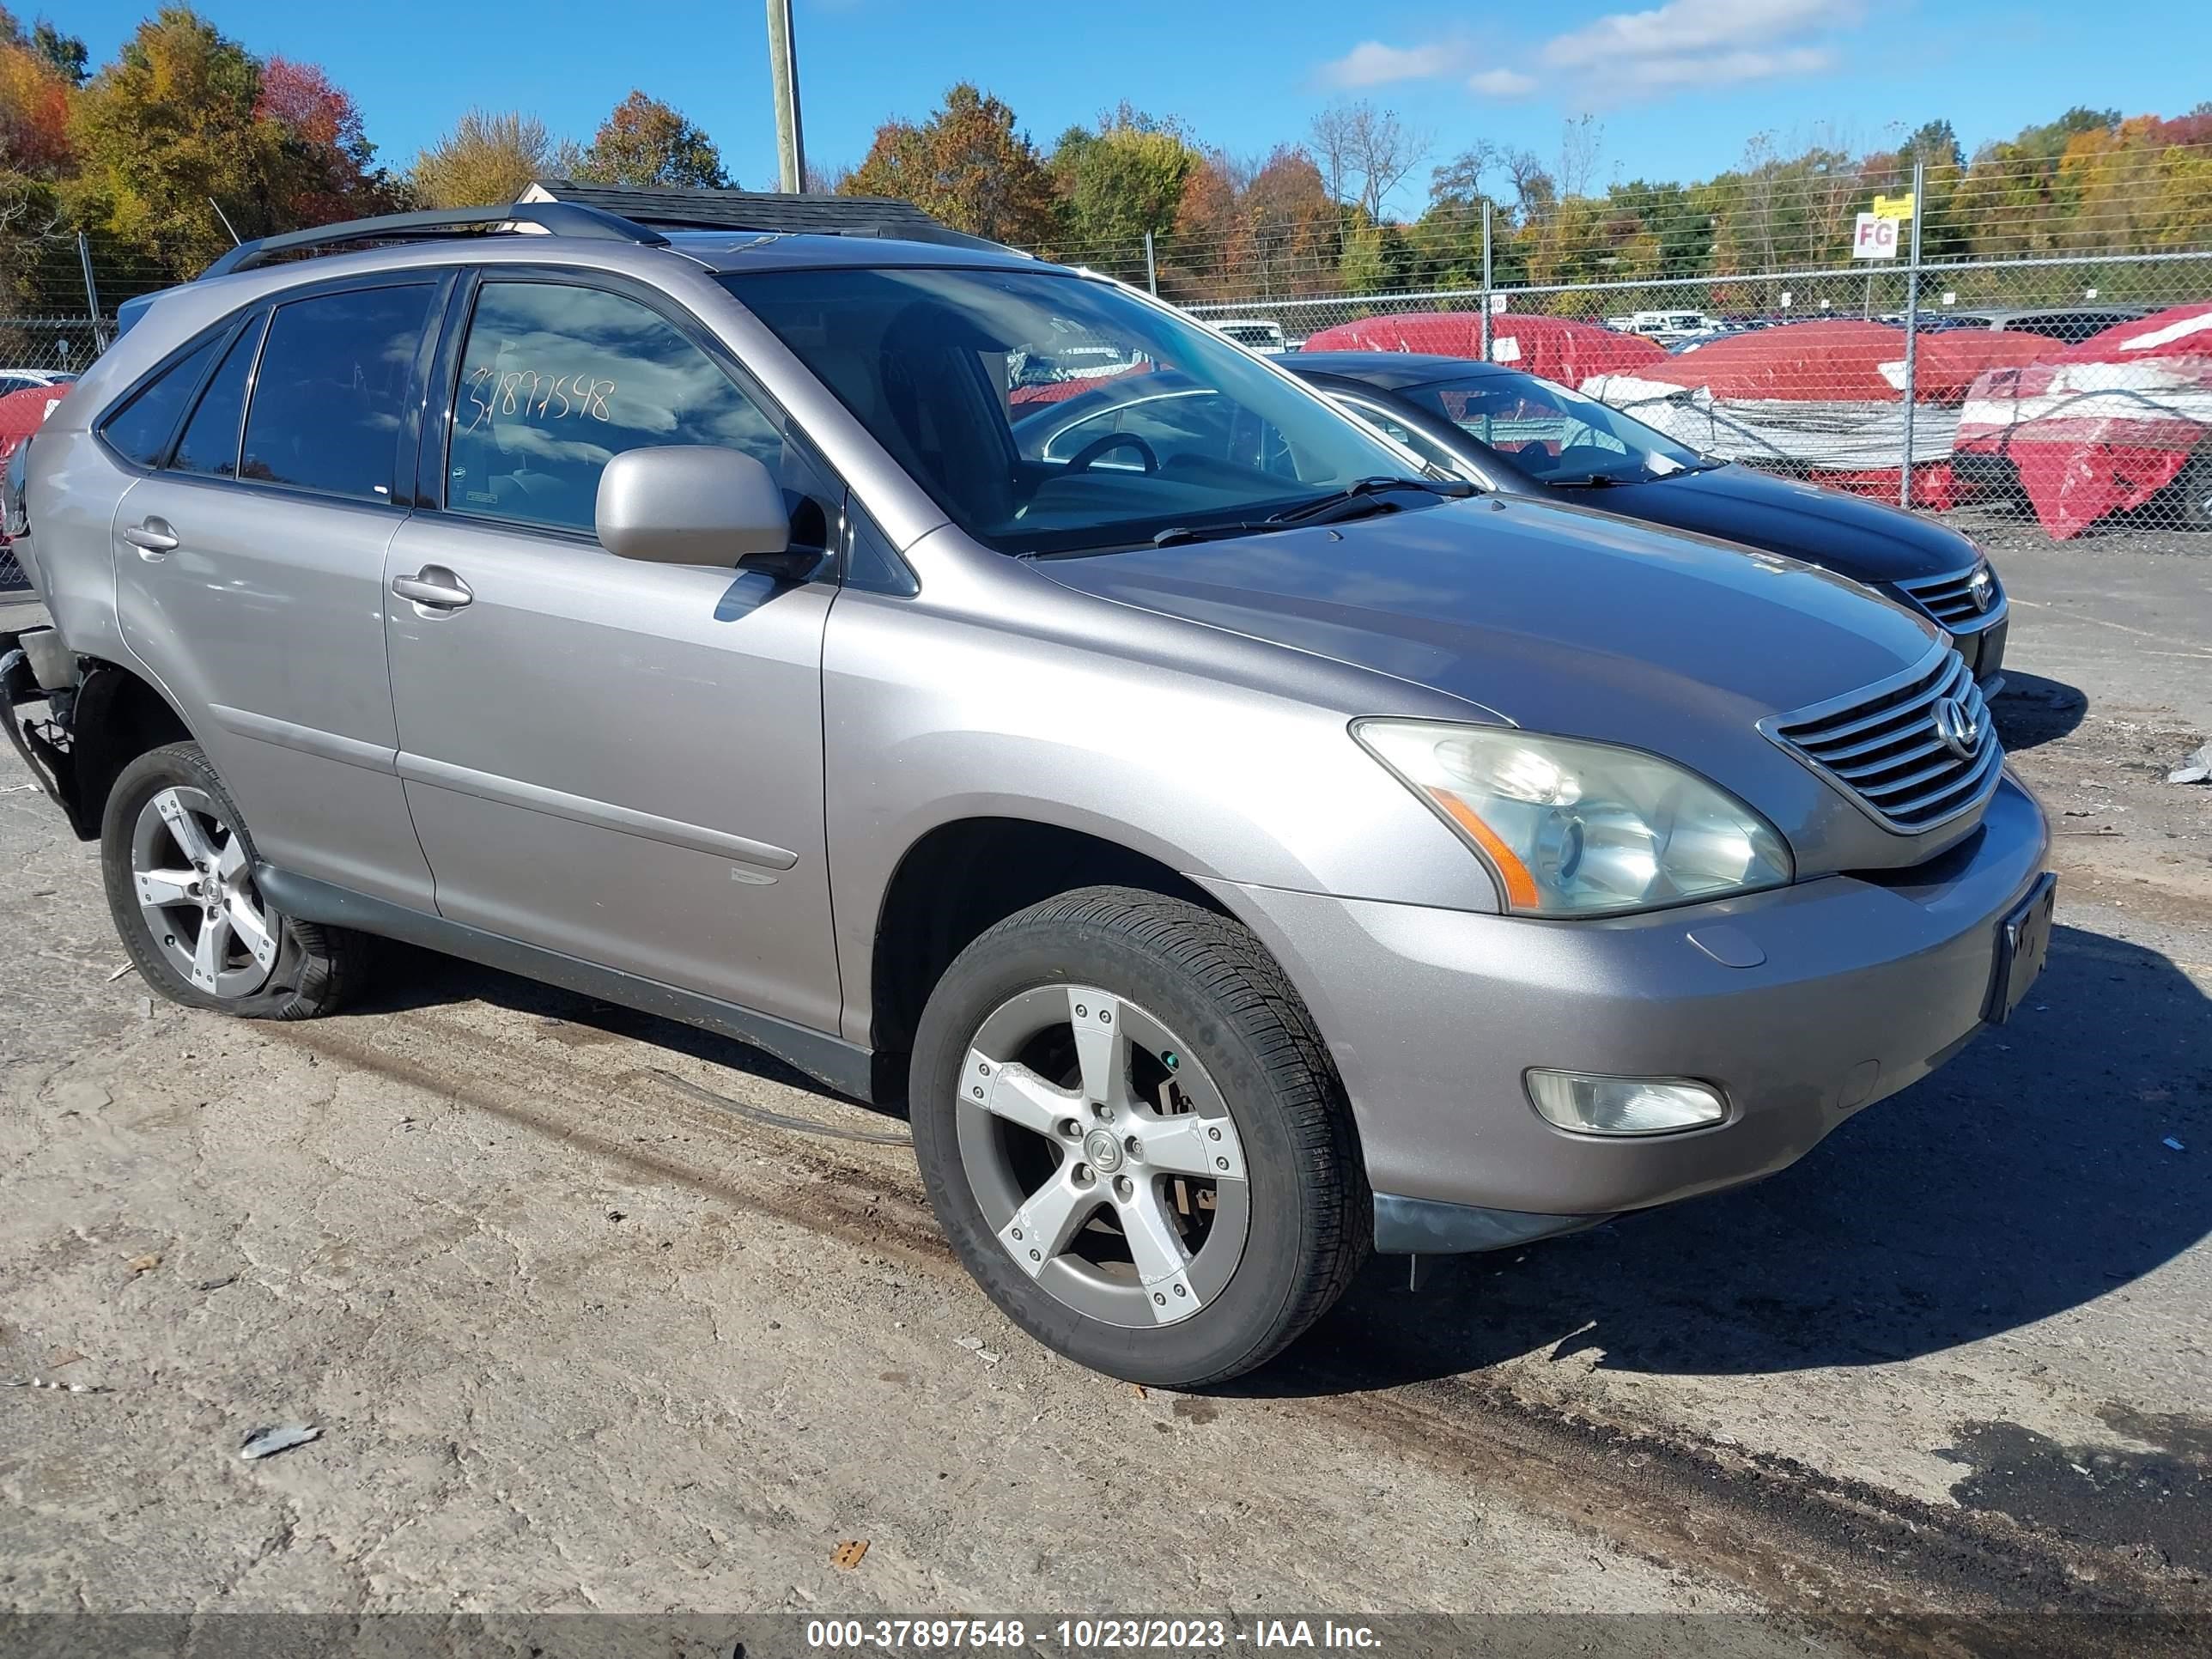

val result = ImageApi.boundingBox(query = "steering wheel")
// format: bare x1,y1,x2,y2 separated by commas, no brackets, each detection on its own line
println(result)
1064,432,1160,475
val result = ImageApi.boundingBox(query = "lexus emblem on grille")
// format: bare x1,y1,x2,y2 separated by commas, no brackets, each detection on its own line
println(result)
1932,696,1982,760
1967,566,1995,611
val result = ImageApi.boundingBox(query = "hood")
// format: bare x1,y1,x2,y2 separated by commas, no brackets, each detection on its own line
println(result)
1565,464,1981,585
1036,495,1951,873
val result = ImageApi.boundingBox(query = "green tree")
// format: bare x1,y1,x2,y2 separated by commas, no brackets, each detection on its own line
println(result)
413,108,568,209
845,83,1060,246
28,17,81,84
1900,118,1962,171
574,90,726,190
1049,106,1198,258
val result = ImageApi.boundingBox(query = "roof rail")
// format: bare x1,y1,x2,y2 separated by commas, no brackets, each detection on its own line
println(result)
200,201,669,279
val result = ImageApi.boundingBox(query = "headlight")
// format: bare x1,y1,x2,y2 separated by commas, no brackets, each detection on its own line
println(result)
1353,720,1792,917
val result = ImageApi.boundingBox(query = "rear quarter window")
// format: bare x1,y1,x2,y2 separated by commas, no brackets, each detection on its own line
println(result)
100,334,222,467
171,318,266,480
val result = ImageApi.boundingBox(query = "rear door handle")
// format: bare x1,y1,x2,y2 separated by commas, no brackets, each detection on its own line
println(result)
124,520,179,556
392,568,473,610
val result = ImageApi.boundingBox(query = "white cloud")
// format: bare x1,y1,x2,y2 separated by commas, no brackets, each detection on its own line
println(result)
1538,0,1857,101
1316,40,1467,88
1596,45,1837,90
1543,0,1848,67
1315,0,1851,107
1468,68,1539,98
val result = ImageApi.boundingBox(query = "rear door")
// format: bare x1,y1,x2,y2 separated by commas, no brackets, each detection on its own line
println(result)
109,276,447,908
380,271,842,1033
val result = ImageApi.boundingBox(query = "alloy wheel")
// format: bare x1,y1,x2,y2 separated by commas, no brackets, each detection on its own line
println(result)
956,984,1249,1328
129,785,278,999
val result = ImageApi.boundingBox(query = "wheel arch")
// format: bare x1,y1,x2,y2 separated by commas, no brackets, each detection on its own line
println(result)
40,655,198,840
863,815,1231,1094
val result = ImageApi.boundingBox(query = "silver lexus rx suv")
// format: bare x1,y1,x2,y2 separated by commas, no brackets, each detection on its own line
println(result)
2,202,2053,1385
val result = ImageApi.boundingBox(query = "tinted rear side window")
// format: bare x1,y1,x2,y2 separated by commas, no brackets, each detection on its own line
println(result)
171,318,264,479
102,335,221,466
242,284,434,501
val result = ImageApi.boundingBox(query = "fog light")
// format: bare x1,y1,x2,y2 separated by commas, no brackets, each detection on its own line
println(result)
1526,1070,1728,1136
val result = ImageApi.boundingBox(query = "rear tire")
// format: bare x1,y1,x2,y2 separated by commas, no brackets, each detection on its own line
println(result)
100,741,369,1020
909,886,1370,1386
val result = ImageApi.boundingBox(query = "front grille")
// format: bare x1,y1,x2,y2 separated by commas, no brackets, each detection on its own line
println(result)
1897,562,1997,629
1761,646,2002,833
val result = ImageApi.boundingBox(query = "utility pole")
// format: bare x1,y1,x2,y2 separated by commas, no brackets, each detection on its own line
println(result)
766,0,807,193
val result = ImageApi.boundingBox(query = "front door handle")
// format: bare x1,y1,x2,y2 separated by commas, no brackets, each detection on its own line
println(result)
124,520,179,557
392,568,473,610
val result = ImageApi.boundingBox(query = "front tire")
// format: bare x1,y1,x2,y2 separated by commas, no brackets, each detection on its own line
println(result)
100,742,368,1020
909,886,1370,1386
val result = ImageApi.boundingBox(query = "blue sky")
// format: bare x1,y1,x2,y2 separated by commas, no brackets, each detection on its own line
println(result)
61,0,2212,216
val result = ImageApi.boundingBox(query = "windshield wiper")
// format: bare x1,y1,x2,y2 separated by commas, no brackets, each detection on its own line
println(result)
1150,520,1267,549
1265,475,1474,526
1146,477,1472,550
1544,473,1628,489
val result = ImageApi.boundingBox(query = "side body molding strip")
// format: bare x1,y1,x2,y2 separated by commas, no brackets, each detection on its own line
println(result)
393,752,800,871
255,865,875,1102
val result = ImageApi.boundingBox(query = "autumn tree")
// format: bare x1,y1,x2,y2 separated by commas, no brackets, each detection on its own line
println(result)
0,8,78,310
0,7,74,177
64,8,291,277
413,108,570,209
1161,150,1243,297
574,91,726,190
258,56,404,226
845,83,1060,246
1242,147,1340,295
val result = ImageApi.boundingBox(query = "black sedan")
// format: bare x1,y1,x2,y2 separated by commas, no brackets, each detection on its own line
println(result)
1288,351,2008,690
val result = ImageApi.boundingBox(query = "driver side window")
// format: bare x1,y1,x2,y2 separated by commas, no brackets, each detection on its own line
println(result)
447,280,824,540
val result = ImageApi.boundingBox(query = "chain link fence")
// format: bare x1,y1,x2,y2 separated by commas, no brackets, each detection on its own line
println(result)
1048,140,2212,544
3,143,2210,571
0,231,149,591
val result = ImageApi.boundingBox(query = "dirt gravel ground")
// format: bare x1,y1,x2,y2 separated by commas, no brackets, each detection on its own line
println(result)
0,526,2208,1656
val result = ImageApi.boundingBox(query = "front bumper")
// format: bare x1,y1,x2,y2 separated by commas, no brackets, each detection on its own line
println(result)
1204,772,2050,1243
1954,613,2008,693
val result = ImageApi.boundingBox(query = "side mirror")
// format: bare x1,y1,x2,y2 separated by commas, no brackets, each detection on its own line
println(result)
595,447,793,568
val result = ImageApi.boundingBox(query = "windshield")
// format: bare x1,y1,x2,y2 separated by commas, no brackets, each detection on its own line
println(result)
1407,375,1707,485
722,266,1424,554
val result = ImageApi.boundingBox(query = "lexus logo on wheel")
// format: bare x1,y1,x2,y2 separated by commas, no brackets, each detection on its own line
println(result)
1966,565,1996,611
1933,696,1982,760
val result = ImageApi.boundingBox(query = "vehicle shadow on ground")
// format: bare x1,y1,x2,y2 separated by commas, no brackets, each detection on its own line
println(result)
1991,672,2087,753
351,942,890,1109
1247,921,2211,1395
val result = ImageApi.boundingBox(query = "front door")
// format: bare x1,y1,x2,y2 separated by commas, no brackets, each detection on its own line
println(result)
382,273,842,1033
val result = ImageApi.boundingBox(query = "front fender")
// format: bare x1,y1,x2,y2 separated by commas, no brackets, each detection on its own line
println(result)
822,574,1504,1045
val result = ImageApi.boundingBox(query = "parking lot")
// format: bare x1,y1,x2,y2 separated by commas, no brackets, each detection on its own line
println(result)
1,519,2207,1654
